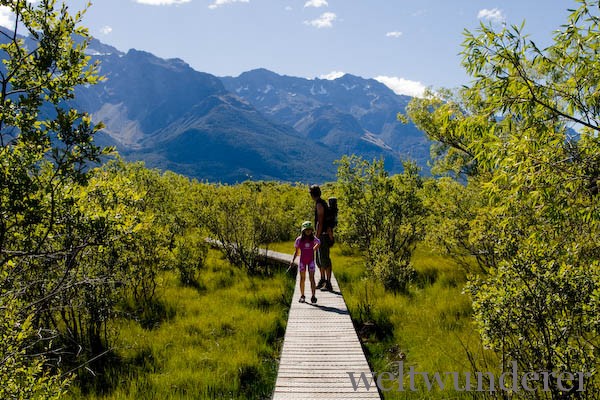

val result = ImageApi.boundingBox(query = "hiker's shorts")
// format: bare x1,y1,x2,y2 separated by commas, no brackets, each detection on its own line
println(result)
299,261,316,273
316,234,332,269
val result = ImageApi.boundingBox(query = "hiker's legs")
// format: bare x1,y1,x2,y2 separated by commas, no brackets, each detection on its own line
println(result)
318,266,325,280
321,266,332,291
317,266,326,288
317,234,333,290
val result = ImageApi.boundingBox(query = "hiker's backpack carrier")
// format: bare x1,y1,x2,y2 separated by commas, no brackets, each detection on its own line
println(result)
326,197,338,229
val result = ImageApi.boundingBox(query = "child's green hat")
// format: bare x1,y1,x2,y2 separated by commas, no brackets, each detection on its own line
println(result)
301,221,313,232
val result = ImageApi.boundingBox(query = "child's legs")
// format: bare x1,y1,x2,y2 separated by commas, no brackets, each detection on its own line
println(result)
309,269,316,296
299,266,306,296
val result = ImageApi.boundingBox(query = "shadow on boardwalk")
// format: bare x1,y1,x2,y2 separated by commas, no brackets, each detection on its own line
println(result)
307,302,349,315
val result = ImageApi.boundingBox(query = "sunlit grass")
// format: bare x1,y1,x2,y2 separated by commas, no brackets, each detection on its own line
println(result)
70,250,294,400
70,241,495,399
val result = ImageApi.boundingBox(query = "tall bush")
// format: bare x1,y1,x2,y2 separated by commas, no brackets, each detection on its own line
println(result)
336,155,425,292
0,0,106,393
203,181,309,274
404,1,600,395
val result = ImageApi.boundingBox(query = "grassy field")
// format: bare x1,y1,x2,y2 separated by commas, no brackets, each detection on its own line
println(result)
70,249,295,400
270,241,497,399
69,242,494,399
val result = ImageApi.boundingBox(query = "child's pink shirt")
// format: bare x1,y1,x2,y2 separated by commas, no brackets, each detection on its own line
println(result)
294,236,320,265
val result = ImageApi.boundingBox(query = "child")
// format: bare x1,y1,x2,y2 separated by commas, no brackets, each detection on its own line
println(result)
290,221,321,303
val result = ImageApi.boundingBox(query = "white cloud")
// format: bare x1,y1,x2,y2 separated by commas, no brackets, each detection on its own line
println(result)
0,2,43,32
386,31,402,38
374,76,426,98
0,4,42,34
0,6,14,29
285,6,293,11
135,0,191,4
477,8,505,23
100,25,113,35
304,12,336,28
304,0,328,8
319,71,345,80
208,0,249,9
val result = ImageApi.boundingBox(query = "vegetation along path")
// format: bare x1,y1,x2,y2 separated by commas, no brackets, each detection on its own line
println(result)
265,250,381,399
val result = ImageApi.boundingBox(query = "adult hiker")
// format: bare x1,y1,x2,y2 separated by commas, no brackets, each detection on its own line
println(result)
309,185,334,292
290,221,320,304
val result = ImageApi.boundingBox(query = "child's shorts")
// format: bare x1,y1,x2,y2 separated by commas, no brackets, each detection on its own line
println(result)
299,261,316,273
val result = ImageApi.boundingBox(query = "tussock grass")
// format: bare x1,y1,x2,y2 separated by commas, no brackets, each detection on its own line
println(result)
70,250,294,400
339,244,496,398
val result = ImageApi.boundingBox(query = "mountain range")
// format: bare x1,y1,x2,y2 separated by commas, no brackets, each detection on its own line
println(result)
72,38,430,183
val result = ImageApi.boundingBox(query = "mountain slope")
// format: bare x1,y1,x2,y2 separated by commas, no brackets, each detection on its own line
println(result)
221,69,430,170
136,93,337,182
74,50,338,182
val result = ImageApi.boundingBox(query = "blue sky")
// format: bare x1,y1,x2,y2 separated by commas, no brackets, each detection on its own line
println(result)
2,0,572,96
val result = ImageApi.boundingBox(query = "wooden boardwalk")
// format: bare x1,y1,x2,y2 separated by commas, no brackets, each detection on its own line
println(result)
265,250,381,400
